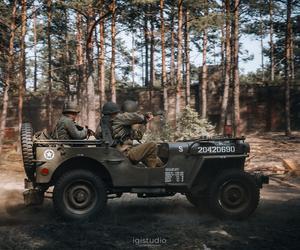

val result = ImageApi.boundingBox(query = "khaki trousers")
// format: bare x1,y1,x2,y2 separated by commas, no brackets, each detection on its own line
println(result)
127,142,163,168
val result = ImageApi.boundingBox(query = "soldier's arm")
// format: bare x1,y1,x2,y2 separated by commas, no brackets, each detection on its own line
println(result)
117,112,147,126
95,122,102,139
65,120,87,139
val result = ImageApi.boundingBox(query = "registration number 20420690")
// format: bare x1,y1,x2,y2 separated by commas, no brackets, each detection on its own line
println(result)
196,145,236,154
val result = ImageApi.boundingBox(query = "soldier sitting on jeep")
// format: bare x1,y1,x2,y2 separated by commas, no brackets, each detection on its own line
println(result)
51,101,90,140
96,100,163,168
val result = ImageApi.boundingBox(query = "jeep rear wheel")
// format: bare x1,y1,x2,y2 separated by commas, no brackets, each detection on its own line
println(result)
53,170,107,221
20,123,35,180
208,170,260,220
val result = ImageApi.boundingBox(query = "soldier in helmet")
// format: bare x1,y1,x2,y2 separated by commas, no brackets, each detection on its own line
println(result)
95,102,120,145
107,100,163,168
51,101,88,140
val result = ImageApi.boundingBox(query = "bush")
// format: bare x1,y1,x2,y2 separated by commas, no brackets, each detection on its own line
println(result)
143,106,215,142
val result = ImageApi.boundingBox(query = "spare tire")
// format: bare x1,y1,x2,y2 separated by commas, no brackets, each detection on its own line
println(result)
21,123,35,181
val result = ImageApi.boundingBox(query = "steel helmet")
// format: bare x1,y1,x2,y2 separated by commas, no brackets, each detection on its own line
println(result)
122,100,138,113
62,101,80,114
102,102,120,115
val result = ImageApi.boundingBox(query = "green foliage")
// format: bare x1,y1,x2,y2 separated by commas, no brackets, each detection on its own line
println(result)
174,106,215,140
143,106,215,142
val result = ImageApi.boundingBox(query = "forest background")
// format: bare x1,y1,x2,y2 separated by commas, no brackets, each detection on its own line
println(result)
0,0,299,151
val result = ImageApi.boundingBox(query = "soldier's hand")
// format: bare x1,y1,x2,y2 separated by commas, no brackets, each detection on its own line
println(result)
87,129,96,137
145,112,154,122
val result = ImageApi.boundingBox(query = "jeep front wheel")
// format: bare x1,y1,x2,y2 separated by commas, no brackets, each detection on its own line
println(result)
208,170,260,220
53,170,107,221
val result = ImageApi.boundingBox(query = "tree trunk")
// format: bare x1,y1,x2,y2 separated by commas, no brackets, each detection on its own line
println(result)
201,0,208,119
150,18,155,87
144,13,149,87
259,0,264,82
98,1,106,111
233,0,240,136
285,0,292,136
185,9,191,106
160,0,168,114
33,4,38,91
170,12,175,85
18,0,27,133
219,0,231,134
47,0,53,130
290,34,295,81
75,14,85,125
269,0,275,82
175,0,183,120
132,34,135,86
64,8,70,96
86,5,96,130
110,0,116,102
221,3,225,78
0,0,17,152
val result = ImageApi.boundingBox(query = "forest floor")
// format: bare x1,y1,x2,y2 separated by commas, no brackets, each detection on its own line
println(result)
0,132,300,250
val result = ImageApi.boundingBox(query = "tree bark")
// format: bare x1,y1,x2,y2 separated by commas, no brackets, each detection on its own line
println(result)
259,0,264,82
175,0,183,120
150,18,155,87
63,8,70,96
233,0,240,136
284,0,292,136
144,12,149,87
86,5,96,130
160,0,168,114
98,0,106,110
132,34,135,86
219,0,231,134
170,11,175,85
290,33,295,80
221,2,225,78
185,9,191,106
110,0,116,102
76,14,86,125
269,0,275,82
18,0,27,133
201,0,208,119
47,0,53,130
33,4,38,91
0,0,17,152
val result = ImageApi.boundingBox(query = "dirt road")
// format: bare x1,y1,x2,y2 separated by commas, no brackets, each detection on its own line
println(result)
0,133,299,250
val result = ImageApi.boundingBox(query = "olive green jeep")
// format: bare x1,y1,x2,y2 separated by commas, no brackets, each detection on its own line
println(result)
21,123,268,221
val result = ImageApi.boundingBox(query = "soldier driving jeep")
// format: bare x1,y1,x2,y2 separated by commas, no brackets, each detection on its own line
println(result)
96,100,163,168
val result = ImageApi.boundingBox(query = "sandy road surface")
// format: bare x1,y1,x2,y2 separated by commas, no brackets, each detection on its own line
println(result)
0,170,299,250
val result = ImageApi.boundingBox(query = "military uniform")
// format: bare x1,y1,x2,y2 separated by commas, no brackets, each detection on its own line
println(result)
52,115,87,139
111,112,163,168
51,101,88,140
95,102,121,145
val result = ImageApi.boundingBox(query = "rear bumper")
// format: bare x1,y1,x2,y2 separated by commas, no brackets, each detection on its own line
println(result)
252,173,269,188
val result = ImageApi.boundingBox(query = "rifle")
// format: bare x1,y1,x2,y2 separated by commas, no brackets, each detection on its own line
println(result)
144,110,164,120
75,124,96,138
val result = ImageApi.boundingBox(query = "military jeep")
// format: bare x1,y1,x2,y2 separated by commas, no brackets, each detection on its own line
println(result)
21,123,268,221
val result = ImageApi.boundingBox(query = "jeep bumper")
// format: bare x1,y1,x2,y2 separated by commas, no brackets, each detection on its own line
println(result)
252,173,269,188
23,179,44,206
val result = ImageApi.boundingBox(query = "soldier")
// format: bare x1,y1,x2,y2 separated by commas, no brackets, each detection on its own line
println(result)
51,101,89,140
111,100,163,168
95,102,121,145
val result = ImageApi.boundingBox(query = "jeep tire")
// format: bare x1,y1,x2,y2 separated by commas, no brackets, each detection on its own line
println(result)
208,170,260,220
20,123,35,180
53,170,107,221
